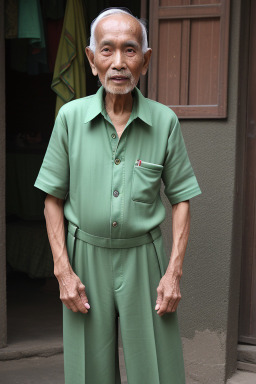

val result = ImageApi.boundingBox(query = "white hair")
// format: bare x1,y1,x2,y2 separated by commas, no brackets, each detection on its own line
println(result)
89,8,149,54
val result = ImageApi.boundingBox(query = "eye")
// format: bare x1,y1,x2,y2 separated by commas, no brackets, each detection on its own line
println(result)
101,47,112,55
126,48,136,55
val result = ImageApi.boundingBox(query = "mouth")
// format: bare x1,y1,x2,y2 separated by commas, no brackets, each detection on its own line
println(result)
110,76,129,83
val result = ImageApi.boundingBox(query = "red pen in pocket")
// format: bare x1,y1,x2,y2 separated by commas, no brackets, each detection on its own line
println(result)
136,159,142,166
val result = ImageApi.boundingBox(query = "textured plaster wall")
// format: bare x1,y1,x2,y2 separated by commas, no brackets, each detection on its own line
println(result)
160,0,242,383
0,0,7,348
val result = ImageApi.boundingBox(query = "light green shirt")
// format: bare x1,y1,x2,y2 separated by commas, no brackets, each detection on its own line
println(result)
34,86,201,238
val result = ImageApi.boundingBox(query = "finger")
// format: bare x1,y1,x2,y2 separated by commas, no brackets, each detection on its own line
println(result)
78,285,90,309
157,297,170,316
64,299,79,313
72,294,88,314
62,291,86,313
79,291,90,310
171,297,181,312
63,301,71,310
155,287,163,310
60,295,73,311
166,296,181,313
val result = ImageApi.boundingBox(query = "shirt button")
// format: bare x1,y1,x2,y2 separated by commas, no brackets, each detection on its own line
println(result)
112,221,118,227
113,190,119,197
111,133,116,139
114,158,121,165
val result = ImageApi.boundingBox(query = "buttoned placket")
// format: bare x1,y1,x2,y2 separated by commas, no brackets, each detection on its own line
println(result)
102,110,135,238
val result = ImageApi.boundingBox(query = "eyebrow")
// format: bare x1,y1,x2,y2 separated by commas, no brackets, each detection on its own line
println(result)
99,40,140,49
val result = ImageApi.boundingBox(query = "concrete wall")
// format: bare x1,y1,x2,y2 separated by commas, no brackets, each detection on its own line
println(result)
160,1,243,383
0,0,7,348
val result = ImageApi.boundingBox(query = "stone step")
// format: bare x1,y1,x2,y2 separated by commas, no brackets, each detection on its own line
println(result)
238,344,256,365
227,370,256,384
237,361,256,374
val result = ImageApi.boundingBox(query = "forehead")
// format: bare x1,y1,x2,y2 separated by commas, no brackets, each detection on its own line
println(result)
94,14,142,46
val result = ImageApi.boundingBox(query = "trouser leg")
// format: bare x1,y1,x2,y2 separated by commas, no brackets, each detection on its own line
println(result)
115,238,186,384
63,236,121,384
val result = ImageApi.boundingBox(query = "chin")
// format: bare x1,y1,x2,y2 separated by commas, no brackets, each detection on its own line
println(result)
104,84,135,95
103,78,138,95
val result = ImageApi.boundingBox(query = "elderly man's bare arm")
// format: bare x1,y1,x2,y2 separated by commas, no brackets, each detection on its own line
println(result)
155,200,190,316
44,194,90,314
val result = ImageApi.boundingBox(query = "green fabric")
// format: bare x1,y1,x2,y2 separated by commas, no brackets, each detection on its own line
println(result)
63,234,185,384
35,86,201,239
51,0,87,116
68,222,161,249
18,0,46,48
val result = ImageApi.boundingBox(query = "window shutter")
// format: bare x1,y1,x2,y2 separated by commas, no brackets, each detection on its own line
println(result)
148,0,230,118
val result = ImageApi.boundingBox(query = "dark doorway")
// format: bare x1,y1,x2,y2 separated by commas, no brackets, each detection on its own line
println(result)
4,0,143,352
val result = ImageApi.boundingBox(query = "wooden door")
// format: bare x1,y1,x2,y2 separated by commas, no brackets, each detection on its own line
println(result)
239,0,256,345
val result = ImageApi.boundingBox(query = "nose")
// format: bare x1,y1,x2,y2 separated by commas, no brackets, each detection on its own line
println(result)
111,50,126,71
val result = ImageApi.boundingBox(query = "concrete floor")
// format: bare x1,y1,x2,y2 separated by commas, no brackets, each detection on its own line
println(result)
1,353,256,384
0,350,128,384
0,354,65,384
227,370,256,384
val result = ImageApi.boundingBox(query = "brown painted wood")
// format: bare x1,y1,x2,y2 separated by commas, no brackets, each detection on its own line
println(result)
157,20,182,105
189,18,220,105
160,0,220,5
239,0,256,345
148,0,230,118
158,5,221,19
180,18,190,105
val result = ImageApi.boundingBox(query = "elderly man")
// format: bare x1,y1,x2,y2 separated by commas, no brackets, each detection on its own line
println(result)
35,8,201,384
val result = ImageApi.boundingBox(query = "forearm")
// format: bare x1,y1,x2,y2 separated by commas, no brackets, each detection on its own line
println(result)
44,194,71,277
166,200,190,278
44,194,90,313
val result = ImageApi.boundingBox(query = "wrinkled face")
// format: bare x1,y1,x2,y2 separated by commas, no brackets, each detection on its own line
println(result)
86,14,151,95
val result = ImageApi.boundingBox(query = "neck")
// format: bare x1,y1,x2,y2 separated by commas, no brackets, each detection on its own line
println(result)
104,92,133,116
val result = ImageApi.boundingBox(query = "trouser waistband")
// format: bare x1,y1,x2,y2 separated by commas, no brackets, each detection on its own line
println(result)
68,222,162,249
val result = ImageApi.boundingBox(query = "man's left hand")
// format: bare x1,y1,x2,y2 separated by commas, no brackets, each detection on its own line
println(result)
155,271,181,316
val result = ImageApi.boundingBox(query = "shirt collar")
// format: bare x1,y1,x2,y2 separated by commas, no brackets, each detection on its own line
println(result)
84,86,105,124
132,87,152,126
84,86,152,126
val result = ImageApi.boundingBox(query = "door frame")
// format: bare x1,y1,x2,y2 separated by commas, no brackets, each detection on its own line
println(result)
238,0,256,345
0,0,7,349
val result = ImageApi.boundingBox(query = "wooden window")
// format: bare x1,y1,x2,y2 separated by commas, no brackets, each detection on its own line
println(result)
148,0,230,118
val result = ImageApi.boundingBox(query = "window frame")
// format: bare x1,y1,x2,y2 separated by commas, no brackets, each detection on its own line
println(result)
148,0,230,118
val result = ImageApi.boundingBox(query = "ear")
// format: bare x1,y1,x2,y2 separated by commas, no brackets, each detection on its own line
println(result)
141,49,152,76
85,47,98,76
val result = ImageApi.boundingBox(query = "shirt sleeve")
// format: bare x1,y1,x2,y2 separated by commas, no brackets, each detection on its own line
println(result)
34,111,69,199
162,116,201,205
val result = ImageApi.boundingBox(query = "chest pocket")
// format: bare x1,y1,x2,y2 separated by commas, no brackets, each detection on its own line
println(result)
131,160,163,204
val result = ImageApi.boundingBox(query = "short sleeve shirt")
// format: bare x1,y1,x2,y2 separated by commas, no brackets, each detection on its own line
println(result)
34,86,201,238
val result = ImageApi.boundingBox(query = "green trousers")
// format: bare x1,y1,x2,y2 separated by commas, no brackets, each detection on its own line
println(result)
63,227,186,384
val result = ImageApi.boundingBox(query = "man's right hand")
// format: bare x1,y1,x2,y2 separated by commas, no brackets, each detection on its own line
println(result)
44,194,90,315
56,267,90,314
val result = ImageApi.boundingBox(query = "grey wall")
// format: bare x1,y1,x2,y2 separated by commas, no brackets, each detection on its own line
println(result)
160,1,243,383
0,0,7,348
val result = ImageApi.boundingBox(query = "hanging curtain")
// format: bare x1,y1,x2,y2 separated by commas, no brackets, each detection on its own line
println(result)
51,0,87,116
